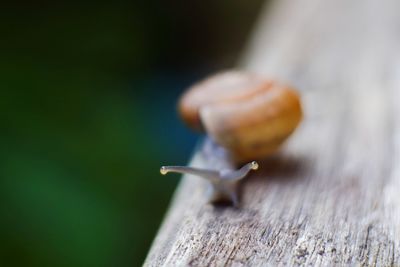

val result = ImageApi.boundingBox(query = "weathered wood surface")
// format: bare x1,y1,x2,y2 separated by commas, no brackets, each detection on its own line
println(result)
144,0,400,265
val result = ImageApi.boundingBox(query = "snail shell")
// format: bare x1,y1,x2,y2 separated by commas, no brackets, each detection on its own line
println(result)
179,71,303,163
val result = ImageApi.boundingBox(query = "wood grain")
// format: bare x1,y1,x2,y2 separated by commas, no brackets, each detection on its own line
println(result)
144,0,400,265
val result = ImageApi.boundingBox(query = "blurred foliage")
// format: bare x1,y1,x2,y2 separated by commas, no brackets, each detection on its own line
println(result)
0,1,264,266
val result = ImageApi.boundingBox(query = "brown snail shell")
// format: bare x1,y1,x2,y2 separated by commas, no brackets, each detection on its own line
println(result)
178,71,303,163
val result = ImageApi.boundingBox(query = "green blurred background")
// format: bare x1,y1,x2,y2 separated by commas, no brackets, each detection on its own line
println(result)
0,1,264,266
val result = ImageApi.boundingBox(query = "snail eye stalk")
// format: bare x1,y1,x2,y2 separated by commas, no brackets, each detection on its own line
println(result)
160,161,258,206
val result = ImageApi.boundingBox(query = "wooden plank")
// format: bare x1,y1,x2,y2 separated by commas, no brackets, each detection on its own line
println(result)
144,0,400,265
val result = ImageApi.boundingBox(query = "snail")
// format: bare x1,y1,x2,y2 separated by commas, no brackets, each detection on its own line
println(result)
160,71,303,206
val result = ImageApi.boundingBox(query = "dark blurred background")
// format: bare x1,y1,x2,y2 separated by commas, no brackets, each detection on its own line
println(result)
0,1,265,266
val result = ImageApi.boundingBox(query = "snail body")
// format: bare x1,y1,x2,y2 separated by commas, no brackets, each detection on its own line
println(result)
179,71,303,163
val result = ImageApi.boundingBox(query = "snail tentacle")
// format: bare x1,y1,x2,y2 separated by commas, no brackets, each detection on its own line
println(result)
160,166,219,182
160,161,258,206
